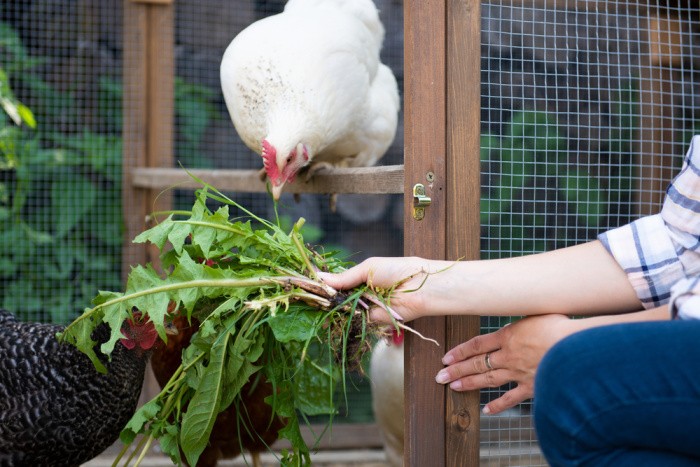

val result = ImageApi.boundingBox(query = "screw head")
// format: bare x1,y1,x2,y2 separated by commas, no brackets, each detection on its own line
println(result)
426,172,435,183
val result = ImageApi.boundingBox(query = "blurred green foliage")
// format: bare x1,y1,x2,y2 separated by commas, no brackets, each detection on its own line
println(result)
480,81,638,258
0,68,122,323
0,21,218,323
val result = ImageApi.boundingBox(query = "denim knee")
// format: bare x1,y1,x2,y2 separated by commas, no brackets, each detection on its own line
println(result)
533,330,592,466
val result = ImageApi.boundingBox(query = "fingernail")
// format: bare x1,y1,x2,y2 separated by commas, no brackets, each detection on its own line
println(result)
482,405,491,415
435,369,450,384
449,380,462,390
442,354,455,365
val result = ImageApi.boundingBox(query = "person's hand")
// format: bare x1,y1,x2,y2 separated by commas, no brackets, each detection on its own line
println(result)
435,314,576,415
319,256,447,323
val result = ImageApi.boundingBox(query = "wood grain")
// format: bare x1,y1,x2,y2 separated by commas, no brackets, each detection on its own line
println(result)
445,0,482,466
131,165,405,194
144,4,174,270
637,13,682,216
403,0,447,466
122,0,149,283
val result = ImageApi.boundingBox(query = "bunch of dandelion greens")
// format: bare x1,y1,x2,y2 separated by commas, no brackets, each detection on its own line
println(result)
58,180,424,467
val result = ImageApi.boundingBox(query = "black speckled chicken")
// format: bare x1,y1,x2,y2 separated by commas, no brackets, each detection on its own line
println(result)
0,309,170,466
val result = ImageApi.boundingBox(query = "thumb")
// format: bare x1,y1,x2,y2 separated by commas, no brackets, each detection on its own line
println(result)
317,266,369,291
369,305,398,324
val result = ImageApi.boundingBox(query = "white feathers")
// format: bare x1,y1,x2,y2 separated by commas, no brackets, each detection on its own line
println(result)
370,336,404,467
220,0,399,177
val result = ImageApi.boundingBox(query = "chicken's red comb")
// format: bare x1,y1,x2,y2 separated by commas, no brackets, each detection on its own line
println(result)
120,312,158,350
391,328,404,346
262,140,281,185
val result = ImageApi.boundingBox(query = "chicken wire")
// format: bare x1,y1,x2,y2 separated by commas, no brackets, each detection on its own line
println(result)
480,1,699,465
0,0,123,324
169,0,405,274
0,0,402,450
168,0,404,429
2,0,699,464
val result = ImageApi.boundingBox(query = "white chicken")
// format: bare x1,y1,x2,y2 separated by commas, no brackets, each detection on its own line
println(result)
370,329,404,467
220,0,400,200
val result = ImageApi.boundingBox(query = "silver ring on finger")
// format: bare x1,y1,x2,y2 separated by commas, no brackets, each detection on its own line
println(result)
485,352,493,370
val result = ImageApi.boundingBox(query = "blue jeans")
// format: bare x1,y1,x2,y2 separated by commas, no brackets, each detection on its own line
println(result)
533,321,700,466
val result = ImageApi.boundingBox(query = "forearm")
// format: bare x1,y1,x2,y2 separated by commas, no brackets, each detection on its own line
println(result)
420,240,642,317
570,304,669,329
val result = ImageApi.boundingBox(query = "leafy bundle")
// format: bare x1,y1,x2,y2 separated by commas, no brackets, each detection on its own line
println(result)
59,182,392,466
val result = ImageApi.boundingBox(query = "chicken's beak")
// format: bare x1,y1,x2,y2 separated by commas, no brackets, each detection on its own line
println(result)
271,182,285,201
164,321,179,336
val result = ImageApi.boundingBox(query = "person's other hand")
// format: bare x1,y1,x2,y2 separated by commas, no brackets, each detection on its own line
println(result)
435,314,576,415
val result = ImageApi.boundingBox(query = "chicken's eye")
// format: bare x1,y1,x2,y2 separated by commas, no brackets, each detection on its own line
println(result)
286,156,293,163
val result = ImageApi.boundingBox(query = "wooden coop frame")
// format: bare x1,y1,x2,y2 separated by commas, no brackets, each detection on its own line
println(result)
121,0,690,465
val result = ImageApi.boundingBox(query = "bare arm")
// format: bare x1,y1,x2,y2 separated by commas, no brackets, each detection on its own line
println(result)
320,240,641,322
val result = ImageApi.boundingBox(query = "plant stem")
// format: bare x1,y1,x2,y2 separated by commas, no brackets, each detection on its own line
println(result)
291,218,317,280
122,434,148,466
173,219,248,237
133,435,154,467
61,277,283,337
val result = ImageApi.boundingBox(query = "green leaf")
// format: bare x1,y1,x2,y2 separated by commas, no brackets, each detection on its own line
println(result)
125,264,172,342
269,307,319,343
219,328,263,411
505,110,567,174
91,188,122,247
180,333,230,466
0,97,21,125
16,103,36,128
51,174,97,238
0,256,16,278
278,418,310,467
158,424,182,464
168,250,205,313
120,398,162,444
2,280,43,316
57,310,107,374
561,170,607,227
294,360,336,416
480,134,501,163
133,214,176,249
100,304,130,357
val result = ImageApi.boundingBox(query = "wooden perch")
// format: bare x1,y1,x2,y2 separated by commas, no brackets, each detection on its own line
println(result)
131,165,405,195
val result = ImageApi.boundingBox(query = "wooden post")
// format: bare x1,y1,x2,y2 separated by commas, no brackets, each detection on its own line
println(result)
446,0,482,465
122,0,174,281
637,12,686,215
122,0,174,404
404,0,481,465
122,0,149,280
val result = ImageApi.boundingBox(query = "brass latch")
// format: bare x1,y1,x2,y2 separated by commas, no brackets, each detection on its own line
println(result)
412,184,432,220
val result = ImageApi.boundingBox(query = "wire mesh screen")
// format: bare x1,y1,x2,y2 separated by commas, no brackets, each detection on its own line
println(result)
170,0,404,266
169,0,404,430
480,1,699,464
0,0,123,324
0,0,403,447
2,0,699,463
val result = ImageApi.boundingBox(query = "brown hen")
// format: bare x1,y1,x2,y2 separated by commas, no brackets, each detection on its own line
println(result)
150,314,285,467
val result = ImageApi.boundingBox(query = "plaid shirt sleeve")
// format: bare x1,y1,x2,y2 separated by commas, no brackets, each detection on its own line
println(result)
670,278,700,320
598,135,700,319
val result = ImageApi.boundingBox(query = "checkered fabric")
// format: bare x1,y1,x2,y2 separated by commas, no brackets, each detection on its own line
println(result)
599,136,700,320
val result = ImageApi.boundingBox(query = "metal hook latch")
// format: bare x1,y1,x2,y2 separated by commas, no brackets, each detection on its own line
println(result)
412,183,432,220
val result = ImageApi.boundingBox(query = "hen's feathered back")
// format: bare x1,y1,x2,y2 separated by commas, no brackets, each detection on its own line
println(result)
220,0,399,198
0,310,149,466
